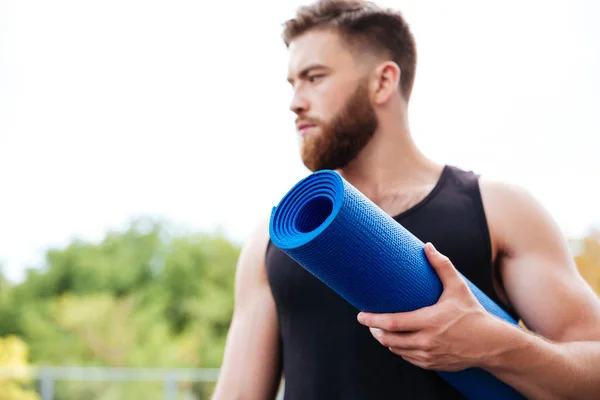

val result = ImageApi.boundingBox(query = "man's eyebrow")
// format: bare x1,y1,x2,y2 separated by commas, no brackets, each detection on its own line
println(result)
287,64,330,84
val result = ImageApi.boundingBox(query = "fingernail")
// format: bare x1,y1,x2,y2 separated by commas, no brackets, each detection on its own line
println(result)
357,313,364,323
428,243,437,254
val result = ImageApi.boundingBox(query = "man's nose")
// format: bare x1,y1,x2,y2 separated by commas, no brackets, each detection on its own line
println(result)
290,90,309,115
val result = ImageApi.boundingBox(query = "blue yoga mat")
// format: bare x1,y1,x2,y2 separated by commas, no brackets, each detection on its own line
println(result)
269,169,524,400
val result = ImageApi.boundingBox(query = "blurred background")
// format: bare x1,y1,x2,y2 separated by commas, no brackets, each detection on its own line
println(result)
0,0,599,399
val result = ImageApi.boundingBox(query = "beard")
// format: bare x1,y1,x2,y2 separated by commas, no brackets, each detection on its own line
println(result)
299,78,378,172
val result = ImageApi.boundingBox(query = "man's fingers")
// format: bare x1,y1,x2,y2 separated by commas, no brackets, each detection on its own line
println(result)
369,328,423,350
357,308,431,332
424,242,462,289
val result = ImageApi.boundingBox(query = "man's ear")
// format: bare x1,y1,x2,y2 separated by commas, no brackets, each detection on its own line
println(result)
370,61,401,105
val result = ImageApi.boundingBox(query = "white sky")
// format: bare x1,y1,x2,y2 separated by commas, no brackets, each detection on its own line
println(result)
1,0,599,283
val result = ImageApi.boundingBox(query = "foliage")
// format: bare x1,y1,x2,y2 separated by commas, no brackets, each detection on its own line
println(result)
574,229,600,296
0,218,241,399
0,335,40,400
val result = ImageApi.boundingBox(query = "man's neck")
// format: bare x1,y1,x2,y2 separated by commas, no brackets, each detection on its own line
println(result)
336,123,444,208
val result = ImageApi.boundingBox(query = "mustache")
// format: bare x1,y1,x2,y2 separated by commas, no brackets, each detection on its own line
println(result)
295,116,323,126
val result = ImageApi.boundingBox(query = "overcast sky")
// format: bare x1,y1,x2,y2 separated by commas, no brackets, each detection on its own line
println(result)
1,0,599,283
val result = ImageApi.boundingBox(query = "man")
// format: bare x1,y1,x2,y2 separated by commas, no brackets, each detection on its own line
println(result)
212,1,600,399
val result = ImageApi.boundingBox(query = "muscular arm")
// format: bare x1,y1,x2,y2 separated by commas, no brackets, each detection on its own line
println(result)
480,180,600,400
212,217,282,400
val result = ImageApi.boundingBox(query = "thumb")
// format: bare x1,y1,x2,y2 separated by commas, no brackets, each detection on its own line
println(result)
424,242,461,288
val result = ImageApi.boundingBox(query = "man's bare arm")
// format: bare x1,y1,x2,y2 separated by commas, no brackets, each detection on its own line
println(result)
479,180,600,400
212,217,282,400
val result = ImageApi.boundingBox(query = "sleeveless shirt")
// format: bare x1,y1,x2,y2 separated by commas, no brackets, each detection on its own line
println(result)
265,165,520,400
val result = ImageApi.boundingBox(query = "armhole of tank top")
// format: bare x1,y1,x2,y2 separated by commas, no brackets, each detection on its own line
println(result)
456,170,517,318
265,239,273,260
263,239,284,326
264,239,277,286
461,174,493,269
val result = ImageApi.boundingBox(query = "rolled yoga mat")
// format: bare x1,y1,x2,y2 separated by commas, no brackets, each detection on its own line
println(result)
269,169,525,400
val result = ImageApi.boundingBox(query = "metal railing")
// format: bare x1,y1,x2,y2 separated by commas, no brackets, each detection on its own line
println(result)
0,366,284,400
1,366,218,400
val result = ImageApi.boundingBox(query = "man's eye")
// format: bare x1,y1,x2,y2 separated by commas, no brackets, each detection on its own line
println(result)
308,75,323,83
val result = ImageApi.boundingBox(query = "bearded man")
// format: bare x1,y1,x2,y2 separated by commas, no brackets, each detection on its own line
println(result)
212,1,600,399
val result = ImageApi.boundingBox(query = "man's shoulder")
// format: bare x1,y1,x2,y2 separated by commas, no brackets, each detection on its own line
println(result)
433,161,532,206
478,177,555,254
244,213,272,256
478,178,540,212
235,213,273,276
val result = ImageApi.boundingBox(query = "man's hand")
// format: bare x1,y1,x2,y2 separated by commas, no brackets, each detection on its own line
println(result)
357,242,504,372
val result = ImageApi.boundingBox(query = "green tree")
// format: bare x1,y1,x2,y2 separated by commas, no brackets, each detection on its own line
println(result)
0,217,241,399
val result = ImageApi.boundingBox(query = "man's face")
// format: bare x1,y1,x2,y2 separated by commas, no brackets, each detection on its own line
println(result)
287,30,378,172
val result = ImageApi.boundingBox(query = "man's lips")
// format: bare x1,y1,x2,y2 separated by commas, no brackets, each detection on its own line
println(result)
296,122,317,135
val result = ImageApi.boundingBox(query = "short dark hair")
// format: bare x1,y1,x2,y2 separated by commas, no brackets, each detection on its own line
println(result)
282,0,417,99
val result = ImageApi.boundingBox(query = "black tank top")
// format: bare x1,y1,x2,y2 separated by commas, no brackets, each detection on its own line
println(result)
265,165,520,400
